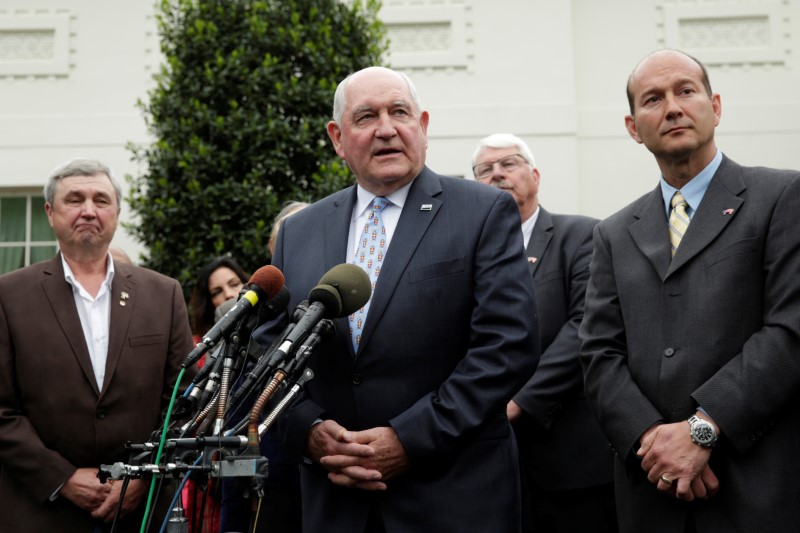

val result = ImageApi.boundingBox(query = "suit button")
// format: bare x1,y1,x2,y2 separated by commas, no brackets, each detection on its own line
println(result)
663,347,675,357
96,410,106,420
352,373,363,385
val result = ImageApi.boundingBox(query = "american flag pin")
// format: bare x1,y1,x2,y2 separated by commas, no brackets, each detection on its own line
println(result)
420,204,432,211
527,257,537,264
722,208,735,216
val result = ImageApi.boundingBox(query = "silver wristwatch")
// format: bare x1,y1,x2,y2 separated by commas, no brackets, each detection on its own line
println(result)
688,415,718,447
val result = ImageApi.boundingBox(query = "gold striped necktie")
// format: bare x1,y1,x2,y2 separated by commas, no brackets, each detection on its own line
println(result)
669,191,690,256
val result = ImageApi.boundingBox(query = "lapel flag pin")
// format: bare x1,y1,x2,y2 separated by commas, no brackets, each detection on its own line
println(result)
420,204,432,211
722,208,735,216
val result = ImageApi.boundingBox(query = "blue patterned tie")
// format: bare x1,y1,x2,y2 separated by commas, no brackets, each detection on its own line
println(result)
349,197,389,350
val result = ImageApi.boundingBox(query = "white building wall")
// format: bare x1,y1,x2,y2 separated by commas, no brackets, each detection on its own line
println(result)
0,0,158,260
1,0,798,260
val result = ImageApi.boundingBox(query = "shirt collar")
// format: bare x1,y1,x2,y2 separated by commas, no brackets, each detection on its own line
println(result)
62,252,115,297
353,182,412,219
660,149,722,218
521,206,540,250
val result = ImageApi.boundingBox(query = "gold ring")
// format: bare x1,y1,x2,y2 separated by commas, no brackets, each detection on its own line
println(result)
660,474,673,486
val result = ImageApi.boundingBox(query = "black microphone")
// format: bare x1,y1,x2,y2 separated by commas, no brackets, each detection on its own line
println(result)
281,318,336,378
214,295,238,323
275,263,371,359
182,265,285,368
226,265,369,420
227,300,310,410
256,285,291,327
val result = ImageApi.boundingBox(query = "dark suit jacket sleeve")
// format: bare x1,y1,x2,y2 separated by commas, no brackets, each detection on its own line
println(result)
692,174,800,453
580,222,665,460
0,282,76,500
513,216,595,429
389,191,540,460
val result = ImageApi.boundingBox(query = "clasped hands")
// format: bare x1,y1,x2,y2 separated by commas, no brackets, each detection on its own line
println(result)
307,419,409,490
637,421,719,501
60,467,146,522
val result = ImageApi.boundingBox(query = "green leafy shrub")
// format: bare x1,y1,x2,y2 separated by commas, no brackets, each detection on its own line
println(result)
127,0,385,299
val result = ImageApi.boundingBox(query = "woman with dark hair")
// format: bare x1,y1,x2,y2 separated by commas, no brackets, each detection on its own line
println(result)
190,256,249,339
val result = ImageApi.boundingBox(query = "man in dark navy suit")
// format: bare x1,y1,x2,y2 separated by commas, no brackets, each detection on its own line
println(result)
258,67,540,533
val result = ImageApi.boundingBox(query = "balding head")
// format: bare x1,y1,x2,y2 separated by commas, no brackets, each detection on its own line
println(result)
626,50,712,115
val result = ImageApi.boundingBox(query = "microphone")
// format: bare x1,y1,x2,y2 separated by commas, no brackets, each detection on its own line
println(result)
277,263,371,357
192,284,288,387
236,285,291,362
258,285,290,323
182,265,285,368
281,318,336,378
214,296,238,323
226,300,309,410
227,265,369,423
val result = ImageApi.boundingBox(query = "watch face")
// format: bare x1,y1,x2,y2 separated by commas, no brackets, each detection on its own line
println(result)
694,423,715,444
695,424,714,442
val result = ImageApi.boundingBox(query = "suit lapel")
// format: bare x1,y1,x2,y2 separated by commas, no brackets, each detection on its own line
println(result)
526,208,553,277
104,264,135,393
325,188,357,270
629,186,672,281
40,255,100,396
325,188,359,357
356,168,442,356
666,159,745,277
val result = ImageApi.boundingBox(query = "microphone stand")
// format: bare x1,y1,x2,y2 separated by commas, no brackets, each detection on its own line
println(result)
105,307,333,532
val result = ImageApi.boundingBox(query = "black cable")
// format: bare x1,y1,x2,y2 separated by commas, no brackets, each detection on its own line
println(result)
108,476,130,533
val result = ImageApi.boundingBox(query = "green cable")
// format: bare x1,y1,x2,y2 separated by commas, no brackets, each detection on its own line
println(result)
139,366,186,533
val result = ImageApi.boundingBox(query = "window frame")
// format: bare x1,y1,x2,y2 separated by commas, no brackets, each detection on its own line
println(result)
0,189,58,273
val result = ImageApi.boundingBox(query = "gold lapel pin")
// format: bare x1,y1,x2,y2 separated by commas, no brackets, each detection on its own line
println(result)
120,291,130,306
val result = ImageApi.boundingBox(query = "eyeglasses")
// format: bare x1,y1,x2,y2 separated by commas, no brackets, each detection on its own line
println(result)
472,153,528,180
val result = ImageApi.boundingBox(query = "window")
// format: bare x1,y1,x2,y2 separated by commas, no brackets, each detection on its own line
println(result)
0,193,57,275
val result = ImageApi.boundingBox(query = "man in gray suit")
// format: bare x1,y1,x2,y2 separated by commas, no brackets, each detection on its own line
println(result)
580,49,800,532
472,133,616,533
0,159,193,532
258,67,539,533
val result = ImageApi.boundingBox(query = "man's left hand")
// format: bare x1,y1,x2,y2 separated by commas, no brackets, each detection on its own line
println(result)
637,422,718,501
91,478,147,522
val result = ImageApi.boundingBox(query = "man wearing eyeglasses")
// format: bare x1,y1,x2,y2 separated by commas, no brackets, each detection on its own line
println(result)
472,134,617,533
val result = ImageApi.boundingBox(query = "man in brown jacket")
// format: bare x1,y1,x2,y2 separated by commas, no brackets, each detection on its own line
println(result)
0,158,193,532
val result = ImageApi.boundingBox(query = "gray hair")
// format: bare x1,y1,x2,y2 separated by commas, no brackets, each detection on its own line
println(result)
471,133,537,168
274,200,309,225
44,158,122,206
269,200,310,256
332,67,423,125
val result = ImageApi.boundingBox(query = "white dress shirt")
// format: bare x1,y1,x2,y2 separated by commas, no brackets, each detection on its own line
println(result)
62,253,115,391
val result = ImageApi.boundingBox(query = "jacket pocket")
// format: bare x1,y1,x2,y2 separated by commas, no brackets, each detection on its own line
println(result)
409,256,466,283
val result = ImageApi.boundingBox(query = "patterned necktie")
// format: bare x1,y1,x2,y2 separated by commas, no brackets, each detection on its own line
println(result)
669,191,690,257
349,197,389,349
